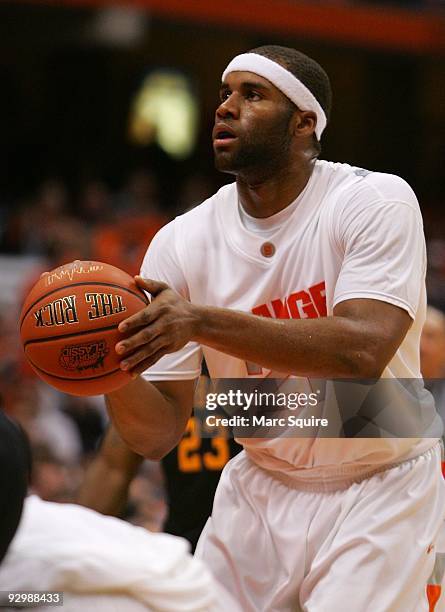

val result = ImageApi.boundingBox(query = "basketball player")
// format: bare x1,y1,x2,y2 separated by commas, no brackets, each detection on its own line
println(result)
106,46,445,610
421,306,445,418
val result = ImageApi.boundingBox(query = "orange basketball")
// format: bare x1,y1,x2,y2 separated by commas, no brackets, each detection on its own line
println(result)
19,260,148,396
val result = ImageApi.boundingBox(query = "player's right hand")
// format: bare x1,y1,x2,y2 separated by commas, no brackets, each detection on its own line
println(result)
115,276,200,377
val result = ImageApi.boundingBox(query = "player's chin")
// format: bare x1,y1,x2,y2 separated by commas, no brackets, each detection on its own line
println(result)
213,150,238,173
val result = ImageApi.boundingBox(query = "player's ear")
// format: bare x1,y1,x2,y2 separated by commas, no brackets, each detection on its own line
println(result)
293,110,317,138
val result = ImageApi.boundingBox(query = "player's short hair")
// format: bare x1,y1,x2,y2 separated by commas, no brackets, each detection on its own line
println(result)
249,45,332,155
250,45,332,120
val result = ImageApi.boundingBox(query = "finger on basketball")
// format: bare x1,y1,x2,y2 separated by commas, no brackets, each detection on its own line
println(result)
135,276,168,296
118,306,152,333
120,339,167,371
116,324,162,356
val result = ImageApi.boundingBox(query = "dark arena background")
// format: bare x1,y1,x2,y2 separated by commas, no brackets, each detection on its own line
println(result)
0,0,444,602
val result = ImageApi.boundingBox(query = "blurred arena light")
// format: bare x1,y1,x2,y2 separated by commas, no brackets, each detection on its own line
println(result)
128,70,198,159
87,6,148,47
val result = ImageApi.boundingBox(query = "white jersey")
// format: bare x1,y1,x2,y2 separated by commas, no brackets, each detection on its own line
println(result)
141,160,436,482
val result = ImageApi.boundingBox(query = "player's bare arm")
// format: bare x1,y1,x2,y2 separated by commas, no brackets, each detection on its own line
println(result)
77,424,143,515
116,276,411,380
106,376,195,458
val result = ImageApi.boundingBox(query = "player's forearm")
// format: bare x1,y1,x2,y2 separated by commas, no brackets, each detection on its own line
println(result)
77,457,133,516
193,306,383,378
105,377,186,459
118,281,408,381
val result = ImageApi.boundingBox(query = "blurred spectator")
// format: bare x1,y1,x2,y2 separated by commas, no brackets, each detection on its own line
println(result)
126,462,167,532
421,306,445,424
2,179,90,270
421,306,445,380
426,239,445,312
44,216,91,265
176,172,214,214
30,444,82,503
62,395,106,456
0,197,34,254
91,169,168,274
2,380,82,465
8,180,71,255
78,180,114,228
23,179,70,253
116,169,161,215
0,307,21,380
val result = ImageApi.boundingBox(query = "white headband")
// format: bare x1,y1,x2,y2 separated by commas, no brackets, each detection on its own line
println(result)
222,53,327,140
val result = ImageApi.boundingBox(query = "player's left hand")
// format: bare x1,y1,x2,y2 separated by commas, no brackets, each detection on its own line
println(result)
115,276,199,376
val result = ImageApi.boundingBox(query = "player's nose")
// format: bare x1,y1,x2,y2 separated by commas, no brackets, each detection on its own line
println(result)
216,94,239,120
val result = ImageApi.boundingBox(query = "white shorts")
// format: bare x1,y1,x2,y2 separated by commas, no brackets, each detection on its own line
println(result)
196,444,445,612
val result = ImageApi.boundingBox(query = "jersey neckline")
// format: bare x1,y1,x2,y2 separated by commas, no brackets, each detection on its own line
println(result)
219,161,324,265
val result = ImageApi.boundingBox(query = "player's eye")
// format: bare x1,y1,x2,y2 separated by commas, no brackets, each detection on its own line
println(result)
246,90,261,101
219,89,231,102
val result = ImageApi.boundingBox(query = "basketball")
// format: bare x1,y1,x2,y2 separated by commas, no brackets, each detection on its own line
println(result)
19,260,148,396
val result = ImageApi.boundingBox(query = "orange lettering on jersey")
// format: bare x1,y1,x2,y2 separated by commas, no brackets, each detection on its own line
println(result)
177,416,232,473
309,281,327,317
204,437,230,471
252,281,326,322
252,304,273,318
248,281,326,374
177,418,202,472
287,290,318,319
271,298,290,319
